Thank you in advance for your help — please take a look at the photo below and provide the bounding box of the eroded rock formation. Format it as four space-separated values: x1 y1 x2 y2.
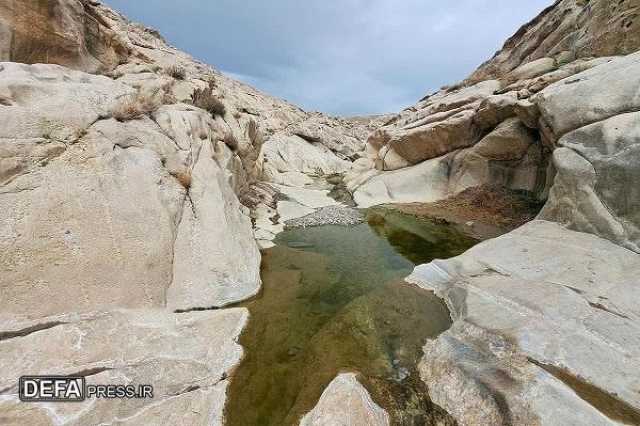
0 1 371 424
349 0 640 253
347 0 640 424
1 0 640 424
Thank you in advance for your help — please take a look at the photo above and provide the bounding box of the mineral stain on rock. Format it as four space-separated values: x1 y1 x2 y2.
225 209 477 425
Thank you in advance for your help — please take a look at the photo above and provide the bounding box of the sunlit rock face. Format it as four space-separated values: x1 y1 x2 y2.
0 0 129 73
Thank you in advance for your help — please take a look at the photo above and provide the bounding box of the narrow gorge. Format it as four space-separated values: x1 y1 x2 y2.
0 1 639 425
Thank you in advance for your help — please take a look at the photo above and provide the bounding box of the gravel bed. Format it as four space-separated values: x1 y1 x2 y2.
285 205 364 228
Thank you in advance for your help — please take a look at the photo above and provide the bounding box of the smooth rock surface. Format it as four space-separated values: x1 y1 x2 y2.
536 52 640 140
0 308 247 426
260 134 352 183
540 112 640 253
168 140 262 311
0 62 132 143
300 373 390 426
407 220 640 426
0 67 262 321
353 155 451 207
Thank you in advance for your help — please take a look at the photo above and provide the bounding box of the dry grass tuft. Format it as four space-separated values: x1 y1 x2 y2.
434 185 545 228
223 132 239 151
191 80 226 117
165 65 186 80
160 80 177 105
112 89 162 122
172 171 192 189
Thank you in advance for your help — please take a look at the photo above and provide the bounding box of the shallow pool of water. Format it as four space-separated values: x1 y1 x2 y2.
225 208 478 425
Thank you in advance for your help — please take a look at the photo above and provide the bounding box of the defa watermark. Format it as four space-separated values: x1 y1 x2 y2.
19 376 154 402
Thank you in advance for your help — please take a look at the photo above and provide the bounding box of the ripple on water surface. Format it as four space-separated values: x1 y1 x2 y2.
225 208 478 425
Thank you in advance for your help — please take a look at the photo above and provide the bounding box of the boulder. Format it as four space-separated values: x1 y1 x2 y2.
364 80 501 170
536 52 640 140
506 57 557 81
300 373 390 426
472 118 537 161
353 154 452 208
260 134 352 181
353 118 547 207
167 139 262 311
449 118 546 195
383 109 479 166
408 220 640 426
540 112 640 253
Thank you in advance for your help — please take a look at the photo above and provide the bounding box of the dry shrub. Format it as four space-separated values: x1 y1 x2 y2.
161 80 177 105
165 64 186 80
452 185 544 224
112 88 162 122
246 119 265 148
223 132 239 151
172 171 192 189
191 80 226 117
240 119 266 183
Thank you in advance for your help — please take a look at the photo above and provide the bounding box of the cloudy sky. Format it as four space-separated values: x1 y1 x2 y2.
105 1 553 115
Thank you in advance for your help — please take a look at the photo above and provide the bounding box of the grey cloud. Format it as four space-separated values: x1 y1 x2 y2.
105 0 553 115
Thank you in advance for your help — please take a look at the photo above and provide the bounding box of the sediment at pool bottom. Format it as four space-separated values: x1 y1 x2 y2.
225 209 478 425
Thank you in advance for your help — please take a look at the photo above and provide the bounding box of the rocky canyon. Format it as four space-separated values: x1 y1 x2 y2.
0 0 639 425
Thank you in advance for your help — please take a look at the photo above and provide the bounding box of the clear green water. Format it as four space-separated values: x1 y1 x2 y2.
225 208 478 426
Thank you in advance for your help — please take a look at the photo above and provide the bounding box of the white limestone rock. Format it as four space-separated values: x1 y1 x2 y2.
167 140 261 311
540 111 640 254
260 134 352 182
300 373 390 426
0 308 247 426
407 220 640 426
536 52 640 139
353 155 452 208
0 62 132 143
